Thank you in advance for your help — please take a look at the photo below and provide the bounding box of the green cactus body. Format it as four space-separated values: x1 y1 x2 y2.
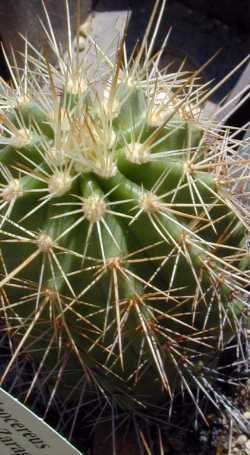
0 19 249 411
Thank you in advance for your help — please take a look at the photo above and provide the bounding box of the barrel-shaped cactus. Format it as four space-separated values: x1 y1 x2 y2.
0 3 249 413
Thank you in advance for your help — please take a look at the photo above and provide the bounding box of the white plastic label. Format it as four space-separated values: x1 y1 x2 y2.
0 388 82 455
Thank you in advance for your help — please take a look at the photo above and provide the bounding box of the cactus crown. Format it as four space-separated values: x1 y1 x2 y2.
0 0 249 431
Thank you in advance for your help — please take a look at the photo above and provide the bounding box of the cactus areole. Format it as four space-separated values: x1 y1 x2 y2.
0 11 249 410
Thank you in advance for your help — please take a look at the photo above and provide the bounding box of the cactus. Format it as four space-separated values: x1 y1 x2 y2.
0 1 249 423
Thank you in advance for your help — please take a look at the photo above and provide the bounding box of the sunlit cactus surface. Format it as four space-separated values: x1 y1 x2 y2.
0 1 249 412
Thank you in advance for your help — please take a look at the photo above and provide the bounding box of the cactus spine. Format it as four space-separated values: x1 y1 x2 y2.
0 1 249 418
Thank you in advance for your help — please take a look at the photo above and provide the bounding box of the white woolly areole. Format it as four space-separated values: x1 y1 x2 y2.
139 191 161 213
103 96 121 119
96 158 117 178
125 142 151 164
17 94 30 105
1 179 23 202
48 172 72 197
147 107 170 128
11 128 32 149
37 233 54 253
106 257 121 270
82 194 106 224
125 76 137 89
183 160 194 176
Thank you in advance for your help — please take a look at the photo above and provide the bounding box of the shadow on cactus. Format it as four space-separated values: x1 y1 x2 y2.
0 0 249 429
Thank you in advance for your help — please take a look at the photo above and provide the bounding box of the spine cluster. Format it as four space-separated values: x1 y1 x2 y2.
0 1 248 422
